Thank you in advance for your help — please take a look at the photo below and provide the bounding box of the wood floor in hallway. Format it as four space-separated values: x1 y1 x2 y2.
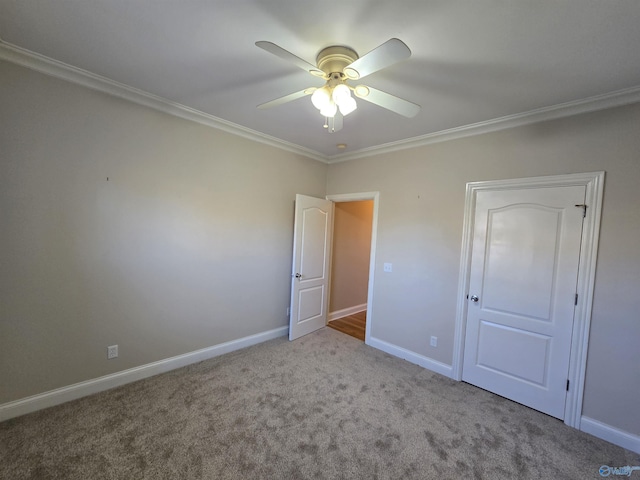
327 310 366 341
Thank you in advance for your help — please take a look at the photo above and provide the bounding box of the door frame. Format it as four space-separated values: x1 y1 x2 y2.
326 192 380 345
452 172 604 428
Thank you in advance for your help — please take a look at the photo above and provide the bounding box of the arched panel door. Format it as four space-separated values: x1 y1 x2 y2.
289 195 332 340
463 185 585 419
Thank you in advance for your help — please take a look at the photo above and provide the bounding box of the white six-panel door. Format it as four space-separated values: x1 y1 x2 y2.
289 194 333 341
462 185 586 419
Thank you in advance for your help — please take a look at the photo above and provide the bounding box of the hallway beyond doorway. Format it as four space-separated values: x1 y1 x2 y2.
328 311 366 341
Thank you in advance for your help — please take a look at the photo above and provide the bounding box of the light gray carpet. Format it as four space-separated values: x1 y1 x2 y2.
1 328 637 479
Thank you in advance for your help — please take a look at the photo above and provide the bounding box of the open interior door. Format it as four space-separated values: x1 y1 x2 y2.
289 194 333 341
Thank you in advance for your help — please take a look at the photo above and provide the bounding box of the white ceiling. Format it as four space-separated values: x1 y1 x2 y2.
2 0 640 160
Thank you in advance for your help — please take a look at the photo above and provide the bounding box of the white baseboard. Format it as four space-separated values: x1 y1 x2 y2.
0 326 288 422
328 303 367 322
580 416 640 454
367 336 453 378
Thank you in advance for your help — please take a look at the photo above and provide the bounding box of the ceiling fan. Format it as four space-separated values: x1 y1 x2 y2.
255 38 421 133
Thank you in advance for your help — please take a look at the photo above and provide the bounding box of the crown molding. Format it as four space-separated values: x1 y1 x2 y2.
2 40 639 165
327 85 640 163
0 41 327 164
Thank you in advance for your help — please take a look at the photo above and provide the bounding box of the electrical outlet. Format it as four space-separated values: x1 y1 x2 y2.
107 345 118 359
430 336 438 347
383 263 393 273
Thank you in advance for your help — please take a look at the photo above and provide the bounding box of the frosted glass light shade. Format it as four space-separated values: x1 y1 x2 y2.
311 87 331 110
320 101 337 118
338 96 357 116
332 84 351 105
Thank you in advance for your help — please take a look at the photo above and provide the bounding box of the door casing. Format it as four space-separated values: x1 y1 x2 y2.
452 172 604 428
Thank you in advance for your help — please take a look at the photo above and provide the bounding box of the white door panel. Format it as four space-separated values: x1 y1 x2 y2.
289 195 332 341
463 185 585 419
299 207 328 280
476 320 550 386
482 205 560 320
297 285 324 323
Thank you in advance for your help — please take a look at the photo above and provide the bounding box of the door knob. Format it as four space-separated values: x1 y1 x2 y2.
470 295 479 302
295 273 302 279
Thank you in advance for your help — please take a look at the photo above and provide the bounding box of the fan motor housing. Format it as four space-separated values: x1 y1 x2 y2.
316 46 359 75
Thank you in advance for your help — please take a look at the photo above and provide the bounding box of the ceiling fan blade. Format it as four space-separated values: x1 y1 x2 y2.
256 41 325 77
257 88 315 109
327 113 343 133
343 38 411 80
354 86 421 118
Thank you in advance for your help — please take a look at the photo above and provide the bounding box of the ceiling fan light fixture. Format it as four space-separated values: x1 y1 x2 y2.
338 96 357 116
256 38 420 130
311 86 331 110
320 101 337 118
332 83 351 105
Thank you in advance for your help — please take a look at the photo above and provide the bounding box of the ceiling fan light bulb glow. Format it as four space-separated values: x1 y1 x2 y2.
332 84 351 105
338 96 357 116
320 102 337 118
311 87 331 110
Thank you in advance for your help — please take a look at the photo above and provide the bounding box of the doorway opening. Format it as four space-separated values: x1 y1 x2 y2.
327 200 374 341
326 192 379 344
287 192 379 342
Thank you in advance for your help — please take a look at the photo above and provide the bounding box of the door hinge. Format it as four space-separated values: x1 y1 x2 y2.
574 293 579 306
575 204 587 218
566 379 570 391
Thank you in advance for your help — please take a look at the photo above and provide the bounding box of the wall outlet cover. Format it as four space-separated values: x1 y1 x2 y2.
107 345 118 359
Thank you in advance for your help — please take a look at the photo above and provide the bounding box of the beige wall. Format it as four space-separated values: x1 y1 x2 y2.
0 61 327 403
329 201 373 313
327 103 640 436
